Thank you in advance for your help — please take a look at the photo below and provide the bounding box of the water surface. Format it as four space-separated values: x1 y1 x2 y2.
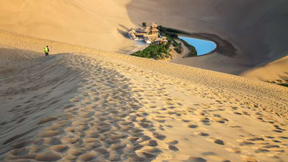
179 36 216 55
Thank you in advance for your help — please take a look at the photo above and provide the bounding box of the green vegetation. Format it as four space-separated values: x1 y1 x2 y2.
158 26 190 35
264 80 288 88
158 26 178 40
181 38 197 57
279 83 288 88
174 42 183 53
131 24 198 59
132 43 172 60
158 25 197 57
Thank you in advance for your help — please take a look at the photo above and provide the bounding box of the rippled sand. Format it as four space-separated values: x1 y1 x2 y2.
0 30 288 162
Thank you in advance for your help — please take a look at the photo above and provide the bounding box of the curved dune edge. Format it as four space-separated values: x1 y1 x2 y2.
0 29 287 103
0 0 134 53
240 55 288 82
1 29 288 161
126 0 288 75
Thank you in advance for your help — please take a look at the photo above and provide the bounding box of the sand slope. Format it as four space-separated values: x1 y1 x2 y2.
1 0 287 80
127 0 288 75
0 0 134 53
241 55 288 82
0 29 288 161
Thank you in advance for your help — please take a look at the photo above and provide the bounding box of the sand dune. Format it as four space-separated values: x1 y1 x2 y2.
0 1 288 161
1 0 287 80
0 0 134 53
241 55 288 82
127 0 288 76
0 28 288 161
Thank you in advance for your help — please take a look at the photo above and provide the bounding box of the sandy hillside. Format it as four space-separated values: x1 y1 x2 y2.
0 0 134 53
0 29 288 162
240 55 288 82
1 0 287 81
127 0 288 76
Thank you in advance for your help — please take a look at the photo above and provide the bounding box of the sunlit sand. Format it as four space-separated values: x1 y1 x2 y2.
0 0 287 162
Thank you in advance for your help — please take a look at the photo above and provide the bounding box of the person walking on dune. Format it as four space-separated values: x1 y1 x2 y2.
44 46 49 56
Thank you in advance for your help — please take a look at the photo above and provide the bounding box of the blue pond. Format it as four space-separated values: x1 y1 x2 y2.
179 36 217 56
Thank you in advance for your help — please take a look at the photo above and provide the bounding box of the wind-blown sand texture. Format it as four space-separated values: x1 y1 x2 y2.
0 0 134 53
1 0 287 79
0 28 288 162
127 0 288 76
0 0 288 161
240 56 288 82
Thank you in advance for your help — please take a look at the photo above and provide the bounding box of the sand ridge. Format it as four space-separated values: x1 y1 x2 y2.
0 0 287 81
126 0 288 76
0 0 135 53
0 29 288 161
2 53 288 161
241 55 288 82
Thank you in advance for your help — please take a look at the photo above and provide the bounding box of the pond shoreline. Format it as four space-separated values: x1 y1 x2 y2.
178 36 217 58
128 25 238 61
157 26 238 58
178 33 237 58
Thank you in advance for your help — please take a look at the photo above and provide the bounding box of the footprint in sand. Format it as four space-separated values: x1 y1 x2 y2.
167 140 179 145
142 139 158 146
185 156 207 162
61 137 79 144
214 139 225 145
188 124 198 128
34 151 62 161
168 145 179 151
207 138 225 145
38 130 59 137
200 118 210 125
233 112 242 115
153 132 166 140
78 151 98 161
37 117 58 125
194 132 209 137
239 141 254 146
225 147 241 153
8 148 29 157
109 150 120 161
135 146 162 159
50 145 69 153
68 149 84 156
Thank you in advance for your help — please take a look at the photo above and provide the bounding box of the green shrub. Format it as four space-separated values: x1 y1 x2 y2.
150 51 156 58
157 25 198 57
132 42 172 60
154 55 161 60
165 40 172 49
180 39 197 57
279 83 288 87
174 47 182 53
158 47 167 53
172 41 178 47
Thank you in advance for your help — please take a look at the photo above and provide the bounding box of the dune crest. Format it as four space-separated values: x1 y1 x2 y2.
0 28 288 161
241 55 288 83
127 0 288 76
1 0 287 80
0 0 134 53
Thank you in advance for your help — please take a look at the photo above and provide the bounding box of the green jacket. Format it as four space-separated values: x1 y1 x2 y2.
44 47 49 54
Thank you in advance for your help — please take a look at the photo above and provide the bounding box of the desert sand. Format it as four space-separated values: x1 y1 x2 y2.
0 0 288 162
1 0 287 80
126 0 288 77
241 55 288 83
0 28 288 161
0 0 134 53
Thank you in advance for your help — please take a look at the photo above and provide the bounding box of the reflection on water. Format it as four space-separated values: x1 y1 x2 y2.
179 36 216 55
